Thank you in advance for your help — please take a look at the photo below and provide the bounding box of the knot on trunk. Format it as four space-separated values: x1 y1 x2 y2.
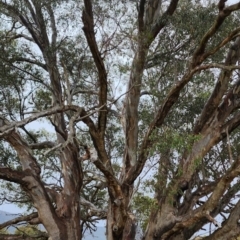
113 224 118 232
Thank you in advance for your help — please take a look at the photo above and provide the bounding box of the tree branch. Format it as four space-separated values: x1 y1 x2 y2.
0 212 38 230
82 0 108 138
29 141 56 150
204 200 240 240
80 197 107 218
45 3 57 48
125 69 195 184
0 105 85 136
201 28 240 60
151 0 179 39
5 33 34 42
191 3 240 67
122 0 179 181
220 112 240 139
194 36 240 133
23 0 38 26
138 0 146 32
0 167 26 184
161 157 240 239
126 5 240 185
0 1 43 51
9 57 47 70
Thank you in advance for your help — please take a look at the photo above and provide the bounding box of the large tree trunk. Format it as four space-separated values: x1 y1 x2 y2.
106 204 137 240
105 181 137 240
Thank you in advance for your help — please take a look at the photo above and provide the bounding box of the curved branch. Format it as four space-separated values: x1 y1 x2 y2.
128 8 240 185
0 212 38 230
0 1 43 51
0 167 26 184
80 197 107 218
179 180 240 239
29 141 56 150
151 0 179 39
194 36 240 134
5 33 34 42
201 28 240 60
191 4 240 67
0 105 85 136
23 0 38 25
193 62 240 72
0 127 64 237
8 63 51 91
82 0 108 137
204 200 240 240
125 69 195 184
10 57 47 71
226 1 240 11
121 2 180 179
162 157 240 239
219 113 240 141
45 3 57 47
138 0 146 32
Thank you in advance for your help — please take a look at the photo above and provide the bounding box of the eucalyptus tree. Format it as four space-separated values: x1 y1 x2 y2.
1 0 240 240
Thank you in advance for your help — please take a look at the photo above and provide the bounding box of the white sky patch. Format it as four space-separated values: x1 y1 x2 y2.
227 0 240 4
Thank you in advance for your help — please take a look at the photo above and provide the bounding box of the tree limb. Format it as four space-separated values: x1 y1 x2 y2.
121 1 180 180
151 0 179 39
192 3 240 67
0 1 43 51
9 57 47 70
0 212 38 230
161 157 240 239
5 33 34 42
0 105 86 136
45 3 57 48
204 200 240 240
82 0 108 138
80 197 107 218
0 167 26 184
194 36 240 134
29 141 56 150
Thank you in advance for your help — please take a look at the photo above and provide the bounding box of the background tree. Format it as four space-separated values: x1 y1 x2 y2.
1 0 240 240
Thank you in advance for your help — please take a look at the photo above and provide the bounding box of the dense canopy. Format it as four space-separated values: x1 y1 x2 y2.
1 0 240 240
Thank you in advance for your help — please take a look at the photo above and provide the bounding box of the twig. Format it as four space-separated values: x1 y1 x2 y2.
226 126 233 165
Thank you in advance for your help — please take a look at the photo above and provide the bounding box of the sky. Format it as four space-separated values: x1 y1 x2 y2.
227 0 240 4
228 0 239 3
0 202 25 214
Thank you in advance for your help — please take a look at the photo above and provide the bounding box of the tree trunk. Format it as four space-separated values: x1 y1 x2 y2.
106 182 137 240
107 204 137 240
